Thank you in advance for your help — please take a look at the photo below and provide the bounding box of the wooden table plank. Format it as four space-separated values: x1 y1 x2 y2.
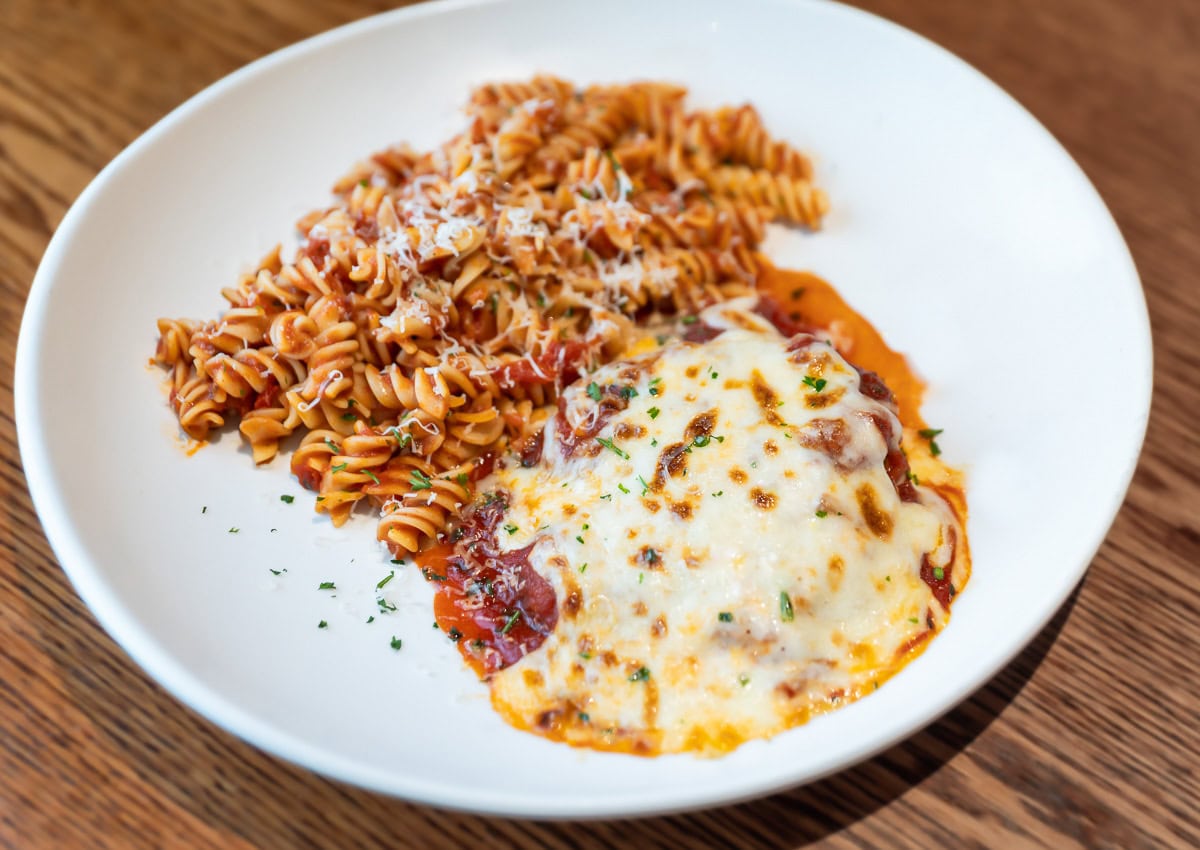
2 1 1197 847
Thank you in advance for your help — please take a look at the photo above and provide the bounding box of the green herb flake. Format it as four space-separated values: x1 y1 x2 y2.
576 535 585 544
637 475 650 496
815 510 828 518
619 385 638 400
629 666 651 682
780 591 795 622
909 617 920 624
330 462 348 473
269 568 283 576
318 581 336 590
738 673 751 687
802 375 828 392
324 438 339 452
366 615 375 623
500 609 522 635
317 620 328 629
595 437 630 459
448 627 463 642
363 469 380 485
693 435 711 448
390 636 403 650
201 506 207 513
376 571 395 590
228 527 239 534
586 381 603 402
711 490 723 497
409 469 433 490
280 495 294 504
718 612 733 623
341 412 357 421
578 712 591 723
710 371 718 380
680 315 698 325
580 563 588 573
648 406 661 419
456 473 469 486
933 567 946 581
390 558 405 565
504 523 519 535
377 597 397 613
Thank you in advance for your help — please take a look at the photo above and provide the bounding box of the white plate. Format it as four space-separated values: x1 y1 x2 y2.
16 0 1150 819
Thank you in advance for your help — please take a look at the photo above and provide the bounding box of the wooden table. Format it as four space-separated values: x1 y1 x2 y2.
2 1 1196 847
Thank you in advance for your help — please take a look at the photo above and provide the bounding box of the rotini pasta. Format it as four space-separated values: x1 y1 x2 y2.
153 76 828 555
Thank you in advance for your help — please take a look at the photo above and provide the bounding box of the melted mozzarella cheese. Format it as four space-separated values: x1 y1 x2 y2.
483 300 966 755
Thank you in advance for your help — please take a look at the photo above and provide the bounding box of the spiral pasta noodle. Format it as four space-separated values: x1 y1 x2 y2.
152 76 828 556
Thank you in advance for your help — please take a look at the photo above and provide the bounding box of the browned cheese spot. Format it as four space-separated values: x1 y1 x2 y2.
631 600 648 616
805 389 842 409
563 504 578 516
651 615 668 638
827 555 845 592
670 501 693 520
750 488 777 510
797 418 851 468
763 439 779 456
856 483 894 539
723 378 746 389
626 528 638 539
783 469 796 479
635 545 663 569
685 409 717 441
652 442 690 490
601 650 619 667
614 422 646 441
729 467 748 485
643 498 661 513
564 587 583 619
523 669 545 687
685 365 701 378
750 370 787 426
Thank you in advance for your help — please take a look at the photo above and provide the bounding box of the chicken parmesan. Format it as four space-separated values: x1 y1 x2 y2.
420 298 968 756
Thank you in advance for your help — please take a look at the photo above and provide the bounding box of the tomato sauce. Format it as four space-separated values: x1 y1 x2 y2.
416 491 558 678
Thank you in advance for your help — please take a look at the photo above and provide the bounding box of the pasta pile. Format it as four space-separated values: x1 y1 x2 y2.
154 75 828 555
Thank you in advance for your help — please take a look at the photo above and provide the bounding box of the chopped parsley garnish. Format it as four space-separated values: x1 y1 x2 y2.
648 406 661 419
619 385 638 400
330 462 348 473
579 563 587 573
586 381 603 402
318 620 328 629
228 527 239 534
280 495 294 504
637 475 650 496
390 558 405 565
269 568 283 576
617 482 631 494
802 375 828 392
500 609 521 635
504 523 519 535
595 437 630 459
933 567 946 581
201 506 207 513
780 591 795 622
456 472 469 486
638 572 644 584
324 438 339 452
712 490 723 497
644 548 659 564
363 469 380 485
447 627 463 642
341 412 357 421
390 636 403 650
629 666 651 682
710 371 718 380
578 712 591 723
575 535 585 544
908 617 920 624
376 571 395 590
718 612 733 623
318 581 336 590
680 315 698 325
366 615 375 623
409 469 433 490
692 435 711 448
906 470 920 485
815 510 828 518
738 673 751 687
377 597 397 613
918 427 944 457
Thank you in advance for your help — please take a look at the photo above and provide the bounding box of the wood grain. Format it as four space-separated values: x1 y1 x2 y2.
1 0 1197 847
